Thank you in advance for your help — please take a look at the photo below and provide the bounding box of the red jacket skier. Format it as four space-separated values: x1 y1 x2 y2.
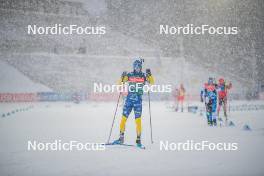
217 78 232 119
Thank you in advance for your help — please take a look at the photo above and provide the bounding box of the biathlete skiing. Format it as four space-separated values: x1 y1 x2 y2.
200 77 218 126
217 78 232 121
176 84 186 112
111 58 154 148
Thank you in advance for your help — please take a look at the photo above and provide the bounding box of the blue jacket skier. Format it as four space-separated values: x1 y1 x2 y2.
114 59 154 147
200 77 218 126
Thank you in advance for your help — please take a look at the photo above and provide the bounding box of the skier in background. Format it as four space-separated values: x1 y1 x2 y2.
113 59 154 147
200 77 218 126
175 84 185 112
217 78 232 121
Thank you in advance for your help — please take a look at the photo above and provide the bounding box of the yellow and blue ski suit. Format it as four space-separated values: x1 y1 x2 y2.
119 71 154 137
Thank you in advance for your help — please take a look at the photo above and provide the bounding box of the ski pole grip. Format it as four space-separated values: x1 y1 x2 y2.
121 71 127 81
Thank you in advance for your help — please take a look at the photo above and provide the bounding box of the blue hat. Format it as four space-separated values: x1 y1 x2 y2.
133 59 142 70
208 77 214 84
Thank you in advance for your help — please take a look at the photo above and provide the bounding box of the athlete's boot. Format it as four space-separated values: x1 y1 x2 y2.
136 136 143 147
213 119 217 126
113 132 124 144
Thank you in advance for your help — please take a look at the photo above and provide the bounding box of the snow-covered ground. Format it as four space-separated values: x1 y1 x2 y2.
0 101 264 176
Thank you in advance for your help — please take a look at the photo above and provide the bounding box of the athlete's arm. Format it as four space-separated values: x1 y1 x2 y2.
118 71 128 84
200 89 204 102
227 82 232 89
146 69 154 85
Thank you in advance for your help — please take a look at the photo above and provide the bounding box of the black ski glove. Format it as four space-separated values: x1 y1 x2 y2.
146 69 151 77
121 71 127 80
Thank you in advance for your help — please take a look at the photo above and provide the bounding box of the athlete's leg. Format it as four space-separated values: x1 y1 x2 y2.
134 102 142 136
212 98 217 126
180 97 184 112
217 101 221 117
120 98 133 133
115 97 133 144
206 102 212 125
135 118 142 138
133 97 143 145
218 98 224 117
119 115 127 134
223 97 228 118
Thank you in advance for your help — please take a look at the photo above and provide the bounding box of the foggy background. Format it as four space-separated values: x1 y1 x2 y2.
0 0 263 99
1 2 264 176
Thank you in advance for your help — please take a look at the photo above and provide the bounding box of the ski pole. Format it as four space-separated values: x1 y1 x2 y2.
106 73 126 143
228 94 231 114
106 92 122 144
227 94 231 122
148 91 154 144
